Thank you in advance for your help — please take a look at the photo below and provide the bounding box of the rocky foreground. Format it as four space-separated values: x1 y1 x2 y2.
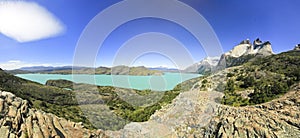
105 90 222 137
204 84 300 138
0 91 107 138
1 75 300 137
104 84 300 137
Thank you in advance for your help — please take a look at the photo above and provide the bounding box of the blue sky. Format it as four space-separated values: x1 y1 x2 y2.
0 0 300 70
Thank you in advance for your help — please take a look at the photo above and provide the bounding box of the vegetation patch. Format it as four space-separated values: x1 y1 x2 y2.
221 51 300 106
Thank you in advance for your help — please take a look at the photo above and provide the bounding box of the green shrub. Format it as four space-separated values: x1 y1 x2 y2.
222 51 300 107
227 72 234 77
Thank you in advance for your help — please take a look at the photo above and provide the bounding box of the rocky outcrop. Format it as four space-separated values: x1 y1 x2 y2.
105 89 222 137
254 40 273 56
225 39 253 58
226 38 273 57
217 38 273 68
203 84 300 138
0 91 107 138
184 57 220 74
294 44 300 50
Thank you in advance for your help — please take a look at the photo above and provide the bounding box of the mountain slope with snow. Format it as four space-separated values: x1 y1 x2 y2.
184 56 220 74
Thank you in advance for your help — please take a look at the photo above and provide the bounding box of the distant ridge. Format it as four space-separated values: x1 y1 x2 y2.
8 65 163 76
148 67 179 72
19 66 87 72
184 56 220 74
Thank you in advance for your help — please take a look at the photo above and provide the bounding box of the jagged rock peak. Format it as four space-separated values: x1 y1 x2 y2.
294 44 300 50
253 38 263 47
239 39 251 44
216 38 273 68
225 38 273 58
254 40 273 56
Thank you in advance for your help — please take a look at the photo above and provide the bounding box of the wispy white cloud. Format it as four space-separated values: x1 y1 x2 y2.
8 60 21 63
0 1 65 42
0 60 61 70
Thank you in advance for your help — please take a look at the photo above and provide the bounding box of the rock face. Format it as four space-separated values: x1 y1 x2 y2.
184 57 220 74
225 38 273 57
0 91 107 138
217 38 273 68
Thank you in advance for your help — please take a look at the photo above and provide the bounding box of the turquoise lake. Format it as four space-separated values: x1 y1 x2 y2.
16 73 200 91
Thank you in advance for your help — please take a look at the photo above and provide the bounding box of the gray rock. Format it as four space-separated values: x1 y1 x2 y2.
294 44 300 50
0 126 10 138
7 106 17 117
0 98 4 112
217 38 273 68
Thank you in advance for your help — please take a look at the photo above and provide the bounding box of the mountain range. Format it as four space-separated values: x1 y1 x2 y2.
18 66 86 72
184 38 274 74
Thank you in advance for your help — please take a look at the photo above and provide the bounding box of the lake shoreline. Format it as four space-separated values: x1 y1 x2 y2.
16 73 201 91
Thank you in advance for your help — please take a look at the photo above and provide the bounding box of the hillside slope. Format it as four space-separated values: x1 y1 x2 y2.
221 50 300 106
104 50 300 137
0 68 96 129
103 71 300 137
0 67 193 131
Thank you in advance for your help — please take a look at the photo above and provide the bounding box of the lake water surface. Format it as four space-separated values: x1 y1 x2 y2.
16 73 200 91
